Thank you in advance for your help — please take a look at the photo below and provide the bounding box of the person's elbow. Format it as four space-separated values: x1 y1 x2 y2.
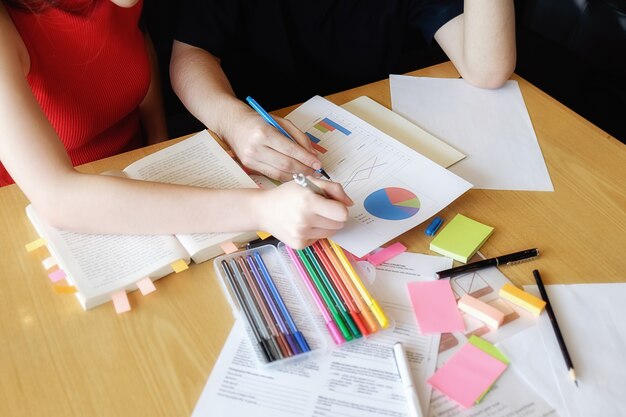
461 57 516 89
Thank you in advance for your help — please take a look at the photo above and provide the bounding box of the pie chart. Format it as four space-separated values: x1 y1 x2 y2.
364 187 420 220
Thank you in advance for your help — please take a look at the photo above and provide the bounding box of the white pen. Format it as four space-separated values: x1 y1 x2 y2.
293 173 327 197
393 342 424 417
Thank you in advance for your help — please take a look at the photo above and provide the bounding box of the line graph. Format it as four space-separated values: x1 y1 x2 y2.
342 156 386 189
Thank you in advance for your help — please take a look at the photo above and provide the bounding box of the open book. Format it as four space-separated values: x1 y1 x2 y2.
26 131 260 309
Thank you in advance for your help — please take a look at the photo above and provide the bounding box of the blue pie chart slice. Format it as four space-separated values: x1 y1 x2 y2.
363 188 420 220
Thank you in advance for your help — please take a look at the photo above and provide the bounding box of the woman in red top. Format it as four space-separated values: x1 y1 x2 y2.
0 0 351 249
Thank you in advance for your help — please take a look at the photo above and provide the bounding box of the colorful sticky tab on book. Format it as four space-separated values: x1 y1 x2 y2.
366 242 407 266
111 290 131 314
48 269 67 283
220 241 239 255
429 214 494 263
458 294 505 329
42 256 57 270
170 259 189 273
407 280 465 334
25 237 46 252
136 277 156 296
256 231 272 240
53 284 77 294
499 283 546 316
427 342 508 408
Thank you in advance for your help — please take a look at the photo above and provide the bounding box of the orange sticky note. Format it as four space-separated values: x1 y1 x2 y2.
499 283 546 316
111 290 131 314
171 259 189 273
220 241 239 254
53 284 77 294
256 231 272 240
25 238 46 252
136 277 156 295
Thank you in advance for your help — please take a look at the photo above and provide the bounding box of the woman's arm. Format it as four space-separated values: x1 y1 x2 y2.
434 0 516 89
0 5 350 249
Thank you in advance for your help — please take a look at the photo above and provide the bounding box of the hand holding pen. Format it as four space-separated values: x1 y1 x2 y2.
258 174 352 249
232 96 328 182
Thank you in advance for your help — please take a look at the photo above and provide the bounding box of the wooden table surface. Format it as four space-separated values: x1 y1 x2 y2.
1 62 625 417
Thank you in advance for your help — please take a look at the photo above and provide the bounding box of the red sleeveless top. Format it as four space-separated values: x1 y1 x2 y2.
1 0 150 186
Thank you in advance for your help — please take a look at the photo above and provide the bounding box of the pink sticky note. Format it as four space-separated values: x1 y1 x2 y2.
48 269 66 283
428 343 508 408
111 290 131 314
367 242 407 266
220 241 239 254
136 277 156 295
407 280 465 334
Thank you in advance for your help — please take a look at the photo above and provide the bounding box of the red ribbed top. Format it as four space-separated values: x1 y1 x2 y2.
1 0 150 186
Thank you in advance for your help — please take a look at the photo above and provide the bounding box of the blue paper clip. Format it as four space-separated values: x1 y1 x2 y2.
425 216 443 236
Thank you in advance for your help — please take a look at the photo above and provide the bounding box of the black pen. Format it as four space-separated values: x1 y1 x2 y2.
533 269 578 386
435 248 539 279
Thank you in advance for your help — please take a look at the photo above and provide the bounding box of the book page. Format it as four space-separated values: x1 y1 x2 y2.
123 131 259 262
286 96 472 257
26 205 188 309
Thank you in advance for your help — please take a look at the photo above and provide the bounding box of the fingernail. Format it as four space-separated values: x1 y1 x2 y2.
311 161 322 170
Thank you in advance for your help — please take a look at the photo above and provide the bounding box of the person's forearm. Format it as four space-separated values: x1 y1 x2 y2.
139 34 168 145
462 0 516 87
34 172 267 235
170 41 253 141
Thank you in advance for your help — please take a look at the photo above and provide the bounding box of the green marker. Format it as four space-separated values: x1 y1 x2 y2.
296 249 353 341
304 247 362 339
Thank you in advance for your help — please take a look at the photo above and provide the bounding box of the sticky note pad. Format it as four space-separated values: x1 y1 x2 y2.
171 259 189 273
366 242 407 266
458 294 505 328
407 280 465 334
499 283 546 316
468 335 509 365
429 214 494 263
428 342 508 408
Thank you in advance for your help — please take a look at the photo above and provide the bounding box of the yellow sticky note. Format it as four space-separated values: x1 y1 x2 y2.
499 283 546 316
25 238 46 252
429 214 494 263
256 231 272 240
53 284 77 294
220 241 239 254
171 259 189 273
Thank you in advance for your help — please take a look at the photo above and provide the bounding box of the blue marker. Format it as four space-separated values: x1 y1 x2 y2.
425 216 444 236
253 251 311 353
246 96 331 180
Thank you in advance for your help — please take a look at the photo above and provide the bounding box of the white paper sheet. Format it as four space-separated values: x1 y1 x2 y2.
389 75 554 191
286 96 472 257
501 283 626 417
192 253 445 417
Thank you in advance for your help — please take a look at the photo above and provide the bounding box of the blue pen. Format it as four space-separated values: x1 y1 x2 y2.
253 251 311 353
246 96 331 180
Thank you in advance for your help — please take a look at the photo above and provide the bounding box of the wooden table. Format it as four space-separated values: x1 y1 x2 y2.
1 62 624 417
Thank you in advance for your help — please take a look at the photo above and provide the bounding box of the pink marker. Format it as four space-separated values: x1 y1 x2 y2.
285 245 345 345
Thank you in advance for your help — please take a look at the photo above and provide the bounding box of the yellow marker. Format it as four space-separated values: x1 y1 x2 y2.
53 284 77 294
256 231 272 240
25 237 46 252
171 259 189 273
329 240 389 329
499 283 546 316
